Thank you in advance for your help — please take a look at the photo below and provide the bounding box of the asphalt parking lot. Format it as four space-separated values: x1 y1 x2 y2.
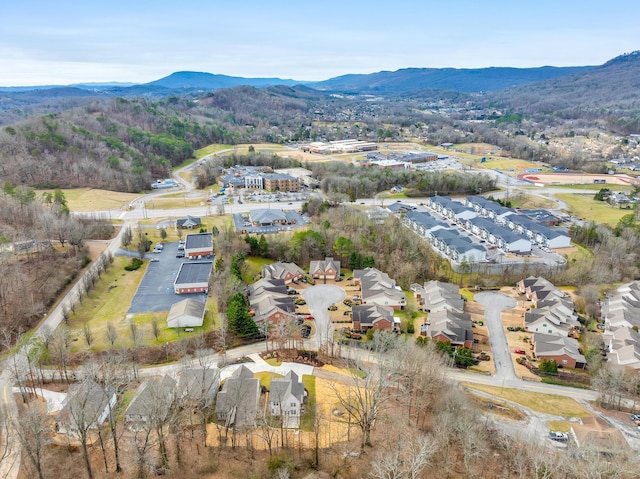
128 241 208 313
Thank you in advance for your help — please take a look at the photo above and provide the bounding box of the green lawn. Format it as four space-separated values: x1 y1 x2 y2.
300 374 316 431
459 288 476 302
255 371 284 389
547 183 636 192
244 257 273 282
555 193 632 225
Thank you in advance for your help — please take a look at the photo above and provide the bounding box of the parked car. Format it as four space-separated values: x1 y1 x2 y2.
176 251 185 258
549 432 568 442
304 315 314 320
514 349 526 355
150 258 160 262
630 414 640 421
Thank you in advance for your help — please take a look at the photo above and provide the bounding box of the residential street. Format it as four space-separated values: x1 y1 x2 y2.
474 291 518 382
302 284 346 350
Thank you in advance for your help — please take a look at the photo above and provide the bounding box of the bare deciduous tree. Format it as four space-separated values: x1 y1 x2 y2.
12 401 48 479
329 331 401 451
82 323 94 347
60 379 115 479
369 432 437 479
106 322 118 348
151 317 160 341
49 327 72 382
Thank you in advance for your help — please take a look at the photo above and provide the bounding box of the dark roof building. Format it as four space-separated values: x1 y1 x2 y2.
352 304 397 332
184 233 214 258
174 261 213 294
176 215 202 229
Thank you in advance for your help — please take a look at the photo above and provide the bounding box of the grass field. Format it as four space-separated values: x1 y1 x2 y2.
547 183 637 192
555 193 632 225
144 196 205 210
36 188 140 212
463 383 590 417
481 158 545 171
507 193 556 210
546 420 571 432
194 143 234 159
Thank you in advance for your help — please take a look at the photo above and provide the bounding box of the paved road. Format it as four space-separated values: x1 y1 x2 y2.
0 372 21 479
475 291 518 382
301 285 346 350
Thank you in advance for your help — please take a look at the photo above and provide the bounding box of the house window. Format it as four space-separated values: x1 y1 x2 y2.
291 403 296 407
562 360 567 365
273 402 279 407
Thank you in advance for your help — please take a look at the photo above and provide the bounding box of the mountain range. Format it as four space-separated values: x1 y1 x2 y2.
1 51 639 126
0 64 597 95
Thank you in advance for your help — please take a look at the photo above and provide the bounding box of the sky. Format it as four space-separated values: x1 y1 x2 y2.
1 0 639 86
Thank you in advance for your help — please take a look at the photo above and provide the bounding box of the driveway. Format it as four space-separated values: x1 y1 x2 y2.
302 285 346 349
475 291 517 381
128 242 208 313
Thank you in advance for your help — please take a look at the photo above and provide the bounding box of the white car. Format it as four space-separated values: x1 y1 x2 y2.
549 432 568 442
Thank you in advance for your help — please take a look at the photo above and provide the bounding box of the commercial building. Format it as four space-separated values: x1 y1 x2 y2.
174 261 213 294
184 233 214 258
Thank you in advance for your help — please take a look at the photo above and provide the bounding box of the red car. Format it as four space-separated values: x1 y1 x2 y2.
514 349 526 355
304 315 314 320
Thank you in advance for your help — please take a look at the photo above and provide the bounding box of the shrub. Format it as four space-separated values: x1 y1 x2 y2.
407 321 415 334
124 258 144 271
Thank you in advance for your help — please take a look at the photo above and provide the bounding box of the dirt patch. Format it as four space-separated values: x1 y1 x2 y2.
518 172 639 186
84 240 109 261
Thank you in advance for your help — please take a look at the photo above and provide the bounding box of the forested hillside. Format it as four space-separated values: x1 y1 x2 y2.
0 97 221 191
487 51 640 134
0 190 113 340
0 86 430 191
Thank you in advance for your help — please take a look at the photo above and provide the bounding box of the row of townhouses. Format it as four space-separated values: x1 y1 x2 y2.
248 278 296 325
518 276 585 368
398 195 570 264
413 281 474 348
602 281 640 370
